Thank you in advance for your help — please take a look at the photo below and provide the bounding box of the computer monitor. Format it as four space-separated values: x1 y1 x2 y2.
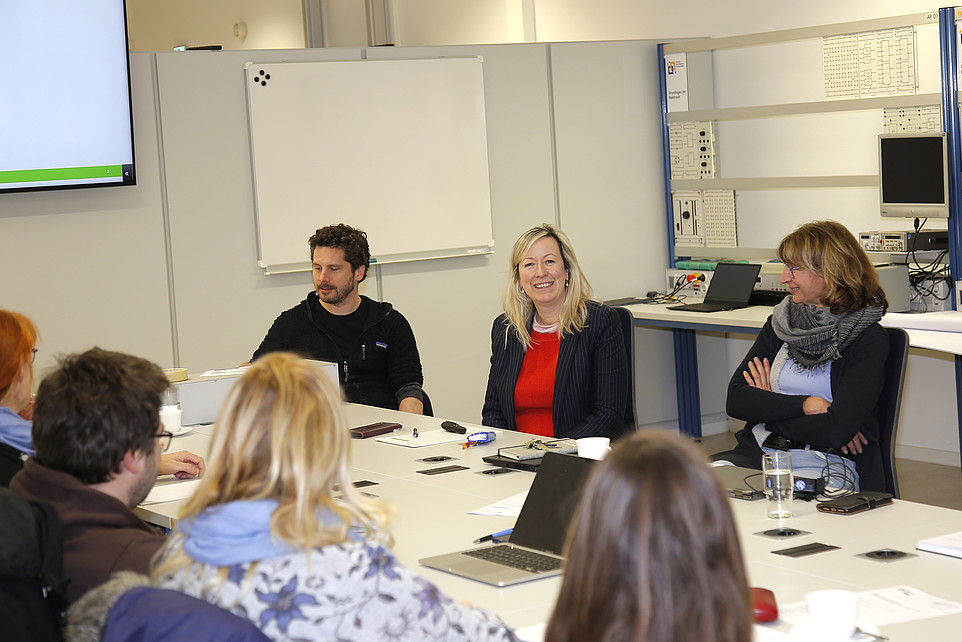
0 0 135 194
878 133 949 219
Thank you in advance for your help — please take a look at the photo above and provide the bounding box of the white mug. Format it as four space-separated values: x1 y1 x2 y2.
576 437 611 460
159 407 183 434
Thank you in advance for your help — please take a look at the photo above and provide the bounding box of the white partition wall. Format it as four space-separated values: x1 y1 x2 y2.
363 44 558 419
0 55 174 373
153 47 363 376
549 41 666 300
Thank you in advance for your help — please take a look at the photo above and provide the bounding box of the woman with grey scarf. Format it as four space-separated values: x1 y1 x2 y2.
712 221 889 492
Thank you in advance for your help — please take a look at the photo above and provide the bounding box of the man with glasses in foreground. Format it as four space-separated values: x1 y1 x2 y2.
10 348 204 602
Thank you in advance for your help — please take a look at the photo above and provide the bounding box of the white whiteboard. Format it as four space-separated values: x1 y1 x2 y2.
244 58 494 274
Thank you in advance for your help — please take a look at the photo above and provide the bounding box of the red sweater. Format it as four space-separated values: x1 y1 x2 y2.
513 331 560 437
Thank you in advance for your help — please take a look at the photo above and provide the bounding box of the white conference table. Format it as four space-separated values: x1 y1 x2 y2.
138 403 962 639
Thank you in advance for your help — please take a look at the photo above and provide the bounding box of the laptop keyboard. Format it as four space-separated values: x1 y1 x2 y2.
463 545 562 573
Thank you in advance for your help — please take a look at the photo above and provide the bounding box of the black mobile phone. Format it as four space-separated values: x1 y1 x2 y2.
762 433 804 451
816 491 893 515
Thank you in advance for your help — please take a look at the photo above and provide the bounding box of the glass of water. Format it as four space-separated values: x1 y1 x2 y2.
762 451 793 519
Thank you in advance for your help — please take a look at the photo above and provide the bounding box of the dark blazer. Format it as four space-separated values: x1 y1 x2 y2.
482 301 629 440
717 317 888 492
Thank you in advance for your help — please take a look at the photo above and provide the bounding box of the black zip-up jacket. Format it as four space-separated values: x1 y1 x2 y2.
252 293 423 410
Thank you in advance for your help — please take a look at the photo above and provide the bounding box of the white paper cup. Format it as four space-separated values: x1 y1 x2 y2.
806 589 858 641
576 437 611 460
159 407 183 434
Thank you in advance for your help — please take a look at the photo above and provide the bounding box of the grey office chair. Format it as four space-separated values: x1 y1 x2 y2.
420 390 434 417
614 307 638 432
877 327 909 498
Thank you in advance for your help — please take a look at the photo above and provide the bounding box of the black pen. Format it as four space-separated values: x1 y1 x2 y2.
473 528 513 544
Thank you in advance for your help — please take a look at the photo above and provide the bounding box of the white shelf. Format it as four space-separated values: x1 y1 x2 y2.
667 93 942 123
671 176 877 191
663 11 938 54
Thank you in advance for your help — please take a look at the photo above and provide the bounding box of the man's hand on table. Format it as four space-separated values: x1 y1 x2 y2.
160 450 205 479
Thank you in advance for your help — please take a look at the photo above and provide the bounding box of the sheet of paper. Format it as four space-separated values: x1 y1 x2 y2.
779 586 962 628
918 530 962 558
377 429 472 448
142 478 201 505
181 423 215 435
514 623 545 642
199 367 248 377
469 491 528 517
752 625 790 641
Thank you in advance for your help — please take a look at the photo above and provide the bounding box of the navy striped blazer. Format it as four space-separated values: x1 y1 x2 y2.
481 301 630 440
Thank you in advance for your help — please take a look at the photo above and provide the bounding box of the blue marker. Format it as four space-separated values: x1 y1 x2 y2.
474 528 513 544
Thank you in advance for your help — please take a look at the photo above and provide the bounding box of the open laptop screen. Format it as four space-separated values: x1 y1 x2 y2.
706 263 760 304
509 452 595 555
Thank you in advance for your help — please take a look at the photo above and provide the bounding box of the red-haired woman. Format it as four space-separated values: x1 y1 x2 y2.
0 310 38 484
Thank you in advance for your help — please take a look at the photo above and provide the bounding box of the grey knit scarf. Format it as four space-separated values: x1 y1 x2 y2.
771 294 884 369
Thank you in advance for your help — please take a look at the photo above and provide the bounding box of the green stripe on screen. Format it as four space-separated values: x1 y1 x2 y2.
0 165 124 184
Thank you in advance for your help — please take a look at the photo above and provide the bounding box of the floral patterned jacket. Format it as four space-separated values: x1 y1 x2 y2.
155 540 517 642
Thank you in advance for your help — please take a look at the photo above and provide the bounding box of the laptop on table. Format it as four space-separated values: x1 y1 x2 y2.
419 451 594 586
668 262 761 313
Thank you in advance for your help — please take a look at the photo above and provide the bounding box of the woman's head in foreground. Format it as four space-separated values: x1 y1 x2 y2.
546 429 752 642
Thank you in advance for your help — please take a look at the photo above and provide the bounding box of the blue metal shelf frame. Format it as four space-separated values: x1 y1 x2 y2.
658 44 703 439
939 7 962 475
658 14 962 445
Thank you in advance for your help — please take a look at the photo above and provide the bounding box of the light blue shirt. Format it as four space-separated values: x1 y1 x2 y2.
0 406 34 455
777 353 832 403
757 346 856 490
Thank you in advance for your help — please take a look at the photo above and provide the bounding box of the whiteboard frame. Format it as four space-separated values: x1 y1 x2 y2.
243 57 495 274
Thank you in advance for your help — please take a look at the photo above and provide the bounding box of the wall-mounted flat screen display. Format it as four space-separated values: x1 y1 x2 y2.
879 133 949 219
0 1 135 193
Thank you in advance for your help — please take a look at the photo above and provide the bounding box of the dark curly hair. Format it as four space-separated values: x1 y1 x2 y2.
308 224 371 283
32 348 169 484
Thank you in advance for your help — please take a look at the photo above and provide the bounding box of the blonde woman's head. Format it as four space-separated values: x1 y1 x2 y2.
176 352 391 549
